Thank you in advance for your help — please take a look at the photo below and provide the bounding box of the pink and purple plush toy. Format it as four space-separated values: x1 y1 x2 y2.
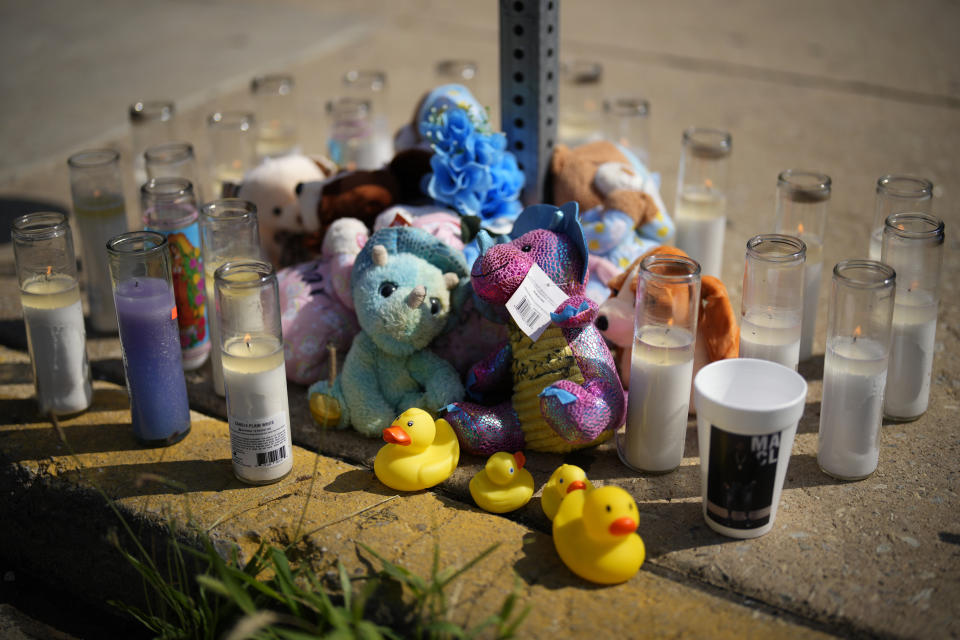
442 202 625 455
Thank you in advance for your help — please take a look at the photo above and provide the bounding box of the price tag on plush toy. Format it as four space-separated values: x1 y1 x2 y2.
507 264 569 341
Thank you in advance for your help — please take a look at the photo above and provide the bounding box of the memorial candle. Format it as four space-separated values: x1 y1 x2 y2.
107 231 190 445
216 260 293 485
129 100 176 191
205 112 257 198
817 261 895 480
773 170 831 362
67 149 129 332
251 74 299 159
12 213 92 415
673 128 732 278
881 212 944 420
200 199 261 396
618 254 700 474
868 175 933 262
141 177 210 370
739 234 806 370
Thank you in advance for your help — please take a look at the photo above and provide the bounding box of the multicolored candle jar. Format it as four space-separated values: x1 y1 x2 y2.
141 177 210 370
107 231 191 445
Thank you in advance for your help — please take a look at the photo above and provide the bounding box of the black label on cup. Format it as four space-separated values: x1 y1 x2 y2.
705 425 783 530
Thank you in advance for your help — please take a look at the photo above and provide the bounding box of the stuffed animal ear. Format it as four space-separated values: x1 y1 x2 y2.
443 272 459 290
372 245 388 266
557 201 589 284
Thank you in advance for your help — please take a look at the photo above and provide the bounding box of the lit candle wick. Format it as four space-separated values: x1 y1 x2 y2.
853 325 861 343
798 222 805 235
45 265 52 279
244 333 252 351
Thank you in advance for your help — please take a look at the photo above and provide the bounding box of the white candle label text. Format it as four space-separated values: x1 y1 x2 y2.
229 411 290 468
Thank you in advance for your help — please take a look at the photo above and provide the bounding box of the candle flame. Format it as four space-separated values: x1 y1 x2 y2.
854 325 862 338
704 178 714 189
93 188 101 198
897 224 905 231
798 222 805 235
667 317 674 326
910 280 920 292
244 333 251 349
46 265 52 277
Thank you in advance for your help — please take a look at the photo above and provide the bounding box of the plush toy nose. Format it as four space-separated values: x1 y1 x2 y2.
475 230 495 256
407 285 426 309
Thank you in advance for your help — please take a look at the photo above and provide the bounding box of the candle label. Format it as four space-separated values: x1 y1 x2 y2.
506 264 569 341
147 223 209 352
229 411 290 469
705 425 783 530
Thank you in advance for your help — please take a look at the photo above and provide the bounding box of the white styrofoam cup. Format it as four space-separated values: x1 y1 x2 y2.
693 358 808 538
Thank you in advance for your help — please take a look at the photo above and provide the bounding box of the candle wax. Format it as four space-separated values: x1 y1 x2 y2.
21 276 92 414
623 325 694 473
799 241 823 362
868 226 883 262
115 277 191 444
674 188 726 278
884 293 938 420
222 335 292 484
818 336 888 480
739 311 801 370
73 195 127 332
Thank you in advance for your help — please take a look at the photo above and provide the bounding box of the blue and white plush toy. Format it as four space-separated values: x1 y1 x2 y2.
308 226 469 437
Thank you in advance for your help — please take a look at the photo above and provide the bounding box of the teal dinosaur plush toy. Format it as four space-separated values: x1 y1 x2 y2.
308 226 469 437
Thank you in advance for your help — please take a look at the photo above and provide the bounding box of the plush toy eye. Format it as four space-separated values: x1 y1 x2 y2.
595 315 609 331
430 297 442 314
272 206 282 216
379 282 398 297
521 244 532 252
605 505 611 512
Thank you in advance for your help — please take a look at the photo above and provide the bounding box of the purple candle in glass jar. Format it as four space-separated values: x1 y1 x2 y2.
108 232 190 445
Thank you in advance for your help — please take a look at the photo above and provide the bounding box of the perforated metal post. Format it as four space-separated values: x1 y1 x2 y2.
500 0 559 205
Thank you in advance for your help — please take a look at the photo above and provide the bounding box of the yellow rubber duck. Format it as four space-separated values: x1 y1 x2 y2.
469 451 535 513
553 485 645 584
374 408 460 492
541 464 594 521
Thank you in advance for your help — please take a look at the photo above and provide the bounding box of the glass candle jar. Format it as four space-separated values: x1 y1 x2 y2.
12 212 92 415
200 199 262 396
145 142 203 203
818 260 896 480
129 100 176 188
739 234 806 370
773 170 831 362
618 253 701 474
326 97 377 171
868 175 933 261
67 149 129 333
881 212 945 420
140 178 210 370
558 59 604 147
215 259 293 485
603 97 651 168
673 128 732 278
107 231 191 445
251 74 299 159
206 111 257 198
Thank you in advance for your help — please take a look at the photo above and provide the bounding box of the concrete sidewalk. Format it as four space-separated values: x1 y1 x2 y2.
0 1 958 637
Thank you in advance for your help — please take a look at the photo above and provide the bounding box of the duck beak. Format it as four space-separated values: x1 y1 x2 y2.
513 451 526 469
566 480 586 494
383 426 411 446
608 517 637 536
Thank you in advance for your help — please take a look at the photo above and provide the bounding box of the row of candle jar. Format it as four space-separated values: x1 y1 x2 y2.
617 210 944 480
11 208 290 485
670 128 935 361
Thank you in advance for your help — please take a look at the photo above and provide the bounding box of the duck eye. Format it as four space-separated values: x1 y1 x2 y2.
407 421 413 426
430 297 441 314
509 468 514 474
521 244 532 252
605 505 611 512
558 478 564 483
379 282 397 297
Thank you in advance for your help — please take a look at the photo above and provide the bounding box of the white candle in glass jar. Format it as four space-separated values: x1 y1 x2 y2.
624 325 695 473
799 241 823 362
884 292 938 420
739 310 801 370
674 188 726 278
222 334 293 484
868 227 883 262
818 335 888 479
20 275 92 414
74 195 128 332
205 267 224 396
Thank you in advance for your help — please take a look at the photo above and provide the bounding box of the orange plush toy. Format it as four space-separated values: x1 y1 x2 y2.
597 246 739 390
